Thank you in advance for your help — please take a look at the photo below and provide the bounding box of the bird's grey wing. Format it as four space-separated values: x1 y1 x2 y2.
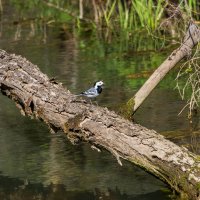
83 87 96 95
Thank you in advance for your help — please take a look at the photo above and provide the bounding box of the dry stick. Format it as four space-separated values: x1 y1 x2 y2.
133 22 200 113
0 0 2 12
79 0 84 19
92 0 99 24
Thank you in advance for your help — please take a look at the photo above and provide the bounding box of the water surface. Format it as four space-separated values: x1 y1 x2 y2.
0 3 199 200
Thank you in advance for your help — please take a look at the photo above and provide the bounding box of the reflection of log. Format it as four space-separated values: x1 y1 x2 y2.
0 175 129 200
133 22 200 113
0 49 200 200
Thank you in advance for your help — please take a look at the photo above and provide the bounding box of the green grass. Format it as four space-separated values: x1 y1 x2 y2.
100 0 166 32
8 0 200 39
178 0 200 20
131 0 166 30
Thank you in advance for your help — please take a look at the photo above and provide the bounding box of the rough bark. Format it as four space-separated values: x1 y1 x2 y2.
133 22 200 113
1 49 200 199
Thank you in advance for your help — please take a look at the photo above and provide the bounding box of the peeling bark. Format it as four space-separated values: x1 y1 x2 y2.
1 49 200 199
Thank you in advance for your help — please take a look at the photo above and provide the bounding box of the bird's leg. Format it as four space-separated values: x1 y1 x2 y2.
94 97 98 106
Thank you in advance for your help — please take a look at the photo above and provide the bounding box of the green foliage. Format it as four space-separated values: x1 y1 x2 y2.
131 0 166 30
99 0 166 32
178 0 200 20
8 0 200 42
8 0 166 33
103 0 116 28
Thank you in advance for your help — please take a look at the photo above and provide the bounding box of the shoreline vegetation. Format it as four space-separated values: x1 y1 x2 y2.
4 0 200 37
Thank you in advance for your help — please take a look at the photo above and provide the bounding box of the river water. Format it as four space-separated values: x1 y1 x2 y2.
0 2 199 200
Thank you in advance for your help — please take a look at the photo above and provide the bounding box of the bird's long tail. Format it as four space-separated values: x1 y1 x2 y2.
74 93 84 97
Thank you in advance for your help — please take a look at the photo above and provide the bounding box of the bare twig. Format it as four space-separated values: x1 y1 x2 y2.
176 45 200 117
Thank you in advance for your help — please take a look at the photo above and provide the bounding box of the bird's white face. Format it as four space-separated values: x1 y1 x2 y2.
95 81 104 87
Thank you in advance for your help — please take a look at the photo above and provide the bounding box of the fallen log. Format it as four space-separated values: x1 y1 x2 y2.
0 49 200 199
132 22 200 113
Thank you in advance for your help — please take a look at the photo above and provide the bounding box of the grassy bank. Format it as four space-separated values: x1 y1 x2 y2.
5 0 199 37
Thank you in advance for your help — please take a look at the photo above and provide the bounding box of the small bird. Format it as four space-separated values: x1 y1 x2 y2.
78 81 104 98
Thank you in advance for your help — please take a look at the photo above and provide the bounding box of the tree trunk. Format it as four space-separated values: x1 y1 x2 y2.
133 22 200 113
0 49 200 199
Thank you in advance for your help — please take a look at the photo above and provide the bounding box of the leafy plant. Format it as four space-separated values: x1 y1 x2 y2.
131 0 166 30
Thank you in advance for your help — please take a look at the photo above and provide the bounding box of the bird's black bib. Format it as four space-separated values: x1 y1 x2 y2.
97 86 102 94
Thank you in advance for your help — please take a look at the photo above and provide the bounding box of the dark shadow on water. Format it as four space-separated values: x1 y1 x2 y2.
0 173 171 200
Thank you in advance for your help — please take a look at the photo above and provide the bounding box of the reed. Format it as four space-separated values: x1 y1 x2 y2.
179 0 200 20
9 0 200 38
131 0 166 30
103 0 116 28
117 0 135 31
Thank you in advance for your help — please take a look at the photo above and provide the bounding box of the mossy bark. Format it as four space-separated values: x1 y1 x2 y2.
1 49 200 199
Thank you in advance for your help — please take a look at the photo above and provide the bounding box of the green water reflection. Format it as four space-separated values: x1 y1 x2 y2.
0 3 199 200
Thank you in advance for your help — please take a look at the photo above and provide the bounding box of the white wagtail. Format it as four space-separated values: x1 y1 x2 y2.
78 81 104 98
